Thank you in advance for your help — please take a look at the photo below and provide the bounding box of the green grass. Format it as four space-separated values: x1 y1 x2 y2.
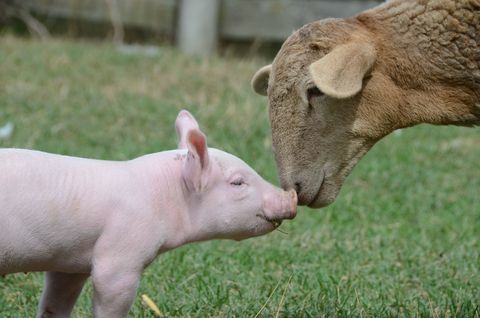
0 35 479 317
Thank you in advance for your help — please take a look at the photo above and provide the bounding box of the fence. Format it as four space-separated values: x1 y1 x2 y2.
18 0 383 55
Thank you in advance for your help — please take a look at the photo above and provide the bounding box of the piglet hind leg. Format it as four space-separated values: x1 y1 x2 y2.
36 272 89 318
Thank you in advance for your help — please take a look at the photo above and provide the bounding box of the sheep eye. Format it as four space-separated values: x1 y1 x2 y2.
230 179 245 186
307 86 324 103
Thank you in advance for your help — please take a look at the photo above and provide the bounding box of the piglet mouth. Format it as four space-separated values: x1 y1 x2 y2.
256 213 283 228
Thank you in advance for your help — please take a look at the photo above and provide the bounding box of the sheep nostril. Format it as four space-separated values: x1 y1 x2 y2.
294 182 302 194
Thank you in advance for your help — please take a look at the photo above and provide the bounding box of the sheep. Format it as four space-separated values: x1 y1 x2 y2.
251 0 480 208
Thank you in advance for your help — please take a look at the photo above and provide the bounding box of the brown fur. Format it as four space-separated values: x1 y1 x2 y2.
251 0 480 207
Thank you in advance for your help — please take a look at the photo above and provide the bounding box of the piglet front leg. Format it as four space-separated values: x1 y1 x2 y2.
90 220 163 318
92 267 141 318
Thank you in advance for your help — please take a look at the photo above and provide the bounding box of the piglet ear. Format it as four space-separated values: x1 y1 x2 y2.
175 110 200 149
183 129 210 192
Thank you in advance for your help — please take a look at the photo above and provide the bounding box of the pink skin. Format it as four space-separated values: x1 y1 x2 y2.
0 110 296 318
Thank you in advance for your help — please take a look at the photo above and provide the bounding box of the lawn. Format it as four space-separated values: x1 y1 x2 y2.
0 35 479 317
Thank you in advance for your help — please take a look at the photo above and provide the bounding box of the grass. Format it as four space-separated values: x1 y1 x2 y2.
0 35 479 317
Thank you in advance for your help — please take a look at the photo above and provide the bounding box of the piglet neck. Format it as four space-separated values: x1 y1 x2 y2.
130 152 194 252
156 159 219 250
160 170 201 251
180 192 220 245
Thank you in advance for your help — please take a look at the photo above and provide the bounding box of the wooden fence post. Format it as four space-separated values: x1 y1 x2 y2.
176 0 220 56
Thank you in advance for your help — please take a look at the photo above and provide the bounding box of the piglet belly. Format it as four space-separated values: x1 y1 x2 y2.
0 192 102 274
0 156 106 274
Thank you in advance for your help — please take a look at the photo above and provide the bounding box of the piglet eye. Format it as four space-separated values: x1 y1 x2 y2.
230 179 245 186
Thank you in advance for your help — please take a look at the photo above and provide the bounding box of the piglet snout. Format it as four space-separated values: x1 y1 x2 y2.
263 188 298 221
288 189 298 219
285 189 297 219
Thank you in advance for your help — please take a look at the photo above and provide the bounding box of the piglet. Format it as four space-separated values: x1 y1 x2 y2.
0 110 297 318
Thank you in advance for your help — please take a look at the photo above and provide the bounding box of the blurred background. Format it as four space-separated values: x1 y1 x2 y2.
1 0 382 57
0 1 479 317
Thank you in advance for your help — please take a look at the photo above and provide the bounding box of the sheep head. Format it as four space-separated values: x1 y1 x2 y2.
251 18 410 208
252 1 480 208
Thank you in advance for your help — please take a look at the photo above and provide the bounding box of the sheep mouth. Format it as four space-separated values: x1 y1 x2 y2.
303 169 326 207
307 183 324 207
256 213 283 228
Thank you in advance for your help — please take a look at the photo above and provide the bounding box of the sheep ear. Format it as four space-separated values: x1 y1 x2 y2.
309 42 376 99
251 64 271 96
175 110 200 149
